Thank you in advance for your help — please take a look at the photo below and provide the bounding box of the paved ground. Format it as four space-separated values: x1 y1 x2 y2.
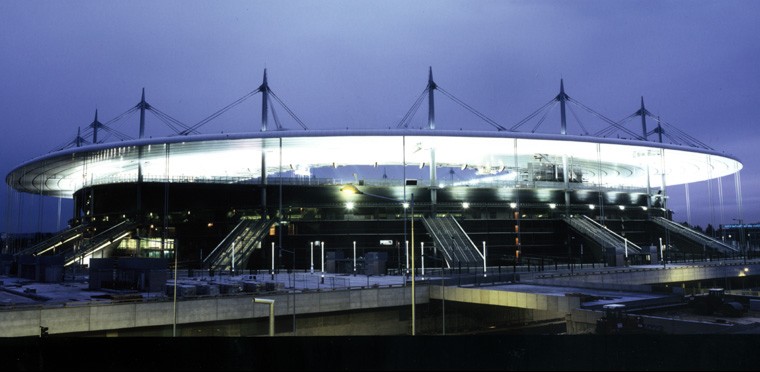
0 259 754 310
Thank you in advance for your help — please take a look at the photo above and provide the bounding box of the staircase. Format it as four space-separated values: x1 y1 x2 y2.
64 221 137 266
15 224 88 257
421 215 483 268
651 217 738 255
564 215 642 256
203 217 273 272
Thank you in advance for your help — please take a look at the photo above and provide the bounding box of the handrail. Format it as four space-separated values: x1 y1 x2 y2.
421 217 454 267
64 221 136 266
652 217 738 253
16 224 88 256
447 216 480 262
564 216 642 254
581 215 642 252
203 218 254 264
422 216 480 266
205 218 272 271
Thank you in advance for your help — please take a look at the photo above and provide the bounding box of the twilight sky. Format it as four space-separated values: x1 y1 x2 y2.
2 0 759 233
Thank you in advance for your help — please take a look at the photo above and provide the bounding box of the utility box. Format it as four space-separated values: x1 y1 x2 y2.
605 247 624 267
364 252 388 275
325 251 344 273
89 257 168 292
16 255 64 283
648 245 660 265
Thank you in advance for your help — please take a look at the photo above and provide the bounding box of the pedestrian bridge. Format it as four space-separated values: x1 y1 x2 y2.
0 260 757 336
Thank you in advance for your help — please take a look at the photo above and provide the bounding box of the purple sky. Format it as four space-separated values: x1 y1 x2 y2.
2 0 760 233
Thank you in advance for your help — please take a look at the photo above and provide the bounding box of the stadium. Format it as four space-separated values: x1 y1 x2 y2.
3 70 744 282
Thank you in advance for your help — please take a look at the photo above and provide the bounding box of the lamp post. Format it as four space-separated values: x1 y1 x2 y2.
321 242 325 284
280 247 297 335
405 240 410 276
421 242 425 279
341 184 416 335
482 241 487 277
411 193 415 335
231 241 236 275
310 241 314 274
271 242 275 280
733 219 746 264
423 250 446 335
172 242 178 337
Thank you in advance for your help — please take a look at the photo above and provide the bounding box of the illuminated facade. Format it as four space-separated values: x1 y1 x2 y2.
3 73 745 272
5 128 743 270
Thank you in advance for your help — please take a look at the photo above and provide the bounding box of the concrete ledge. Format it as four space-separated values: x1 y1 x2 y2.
0 286 424 337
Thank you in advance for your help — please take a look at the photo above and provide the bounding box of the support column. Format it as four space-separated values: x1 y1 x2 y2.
91 110 101 144
660 147 667 214
562 154 570 216
558 79 568 135
261 69 269 132
139 88 147 139
639 96 648 140
260 70 269 214
428 67 437 215
137 88 147 188
137 90 146 241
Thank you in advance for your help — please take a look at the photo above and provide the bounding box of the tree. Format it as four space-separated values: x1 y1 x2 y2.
705 224 715 237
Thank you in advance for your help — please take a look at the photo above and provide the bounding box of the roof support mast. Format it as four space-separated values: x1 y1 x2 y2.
639 97 648 141
139 88 147 139
137 89 147 183
260 69 269 214
261 69 269 132
558 80 571 216
655 116 668 215
137 89 147 254
428 67 437 215
558 79 568 135
640 97 653 212
91 110 101 144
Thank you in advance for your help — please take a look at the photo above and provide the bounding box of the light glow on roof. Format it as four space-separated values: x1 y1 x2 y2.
6 130 742 197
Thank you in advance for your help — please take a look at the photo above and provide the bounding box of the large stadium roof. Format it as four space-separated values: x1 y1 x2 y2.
6 129 742 198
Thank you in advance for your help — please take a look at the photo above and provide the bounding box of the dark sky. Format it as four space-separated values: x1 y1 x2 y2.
2 0 759 233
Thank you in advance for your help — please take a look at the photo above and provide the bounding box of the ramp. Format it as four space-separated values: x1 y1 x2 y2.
651 217 738 255
64 221 137 266
564 215 642 256
15 224 88 257
421 215 483 269
204 217 273 272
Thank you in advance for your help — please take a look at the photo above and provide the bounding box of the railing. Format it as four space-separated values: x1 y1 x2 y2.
15 225 87 256
79 173 650 194
652 217 738 254
580 215 642 253
422 216 481 267
64 221 137 266
203 218 255 267
441 216 481 263
204 218 272 272
564 215 642 255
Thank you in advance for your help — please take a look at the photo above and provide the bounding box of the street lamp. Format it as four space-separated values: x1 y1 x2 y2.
341 183 416 335
310 241 314 274
280 247 297 335
733 219 746 264
423 250 447 335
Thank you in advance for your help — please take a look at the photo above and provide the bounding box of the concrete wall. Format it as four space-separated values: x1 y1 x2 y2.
0 286 427 337
565 308 746 335
529 262 760 289
429 285 581 315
